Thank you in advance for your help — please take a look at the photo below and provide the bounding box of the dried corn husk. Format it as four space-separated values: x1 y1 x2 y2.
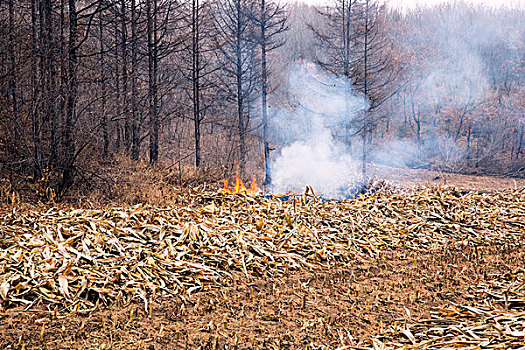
0 185 523 317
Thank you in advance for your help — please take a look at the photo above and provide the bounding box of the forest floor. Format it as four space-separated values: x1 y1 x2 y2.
1 171 524 350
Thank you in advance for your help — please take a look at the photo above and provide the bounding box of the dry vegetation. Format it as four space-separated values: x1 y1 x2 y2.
0 155 228 208
2 0 524 347
1 177 524 349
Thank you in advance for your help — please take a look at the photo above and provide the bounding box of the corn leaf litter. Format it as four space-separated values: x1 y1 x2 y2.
0 186 524 316
359 269 525 349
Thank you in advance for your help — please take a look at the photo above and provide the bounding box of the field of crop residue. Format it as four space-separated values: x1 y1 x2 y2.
1 185 524 349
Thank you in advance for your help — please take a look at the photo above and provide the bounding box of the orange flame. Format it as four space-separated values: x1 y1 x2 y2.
220 164 258 195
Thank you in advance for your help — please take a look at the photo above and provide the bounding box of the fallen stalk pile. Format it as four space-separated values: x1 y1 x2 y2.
0 186 524 313
360 270 525 350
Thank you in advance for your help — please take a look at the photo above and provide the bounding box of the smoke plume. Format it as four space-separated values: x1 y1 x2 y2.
269 62 367 197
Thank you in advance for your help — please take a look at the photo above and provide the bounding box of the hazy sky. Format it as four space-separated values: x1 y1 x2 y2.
296 0 525 9
386 0 524 9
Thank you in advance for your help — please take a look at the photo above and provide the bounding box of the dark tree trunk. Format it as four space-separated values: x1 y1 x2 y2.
38 0 58 167
410 97 421 144
114 17 121 151
342 0 352 78
517 124 524 158
260 0 271 185
99 9 109 158
152 9 159 163
147 0 159 164
120 0 130 152
343 0 353 159
30 0 42 179
192 0 202 167
252 0 287 185
7 0 20 156
467 123 472 160
235 0 246 173
130 0 140 160
362 0 369 176
61 0 78 192
59 0 67 163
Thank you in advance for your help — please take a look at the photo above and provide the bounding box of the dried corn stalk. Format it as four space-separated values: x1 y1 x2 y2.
0 186 523 315
359 270 525 350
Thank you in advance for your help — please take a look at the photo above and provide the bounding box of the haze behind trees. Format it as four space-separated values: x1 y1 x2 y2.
0 0 523 197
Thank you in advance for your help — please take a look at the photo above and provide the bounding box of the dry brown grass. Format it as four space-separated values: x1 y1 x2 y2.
2 153 524 211
0 154 230 209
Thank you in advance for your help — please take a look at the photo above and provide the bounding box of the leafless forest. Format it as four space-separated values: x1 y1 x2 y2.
0 0 524 198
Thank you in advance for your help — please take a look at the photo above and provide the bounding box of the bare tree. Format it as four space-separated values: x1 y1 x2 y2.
119 0 130 153
130 0 140 160
7 0 19 156
215 0 260 174
250 0 288 185
181 0 218 168
98 8 109 158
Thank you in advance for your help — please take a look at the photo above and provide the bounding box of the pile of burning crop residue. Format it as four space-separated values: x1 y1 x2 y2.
265 179 392 201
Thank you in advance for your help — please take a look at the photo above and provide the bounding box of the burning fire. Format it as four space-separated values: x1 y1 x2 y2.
220 164 258 195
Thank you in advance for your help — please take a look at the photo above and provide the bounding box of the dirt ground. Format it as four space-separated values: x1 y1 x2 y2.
1 242 523 349
369 164 525 190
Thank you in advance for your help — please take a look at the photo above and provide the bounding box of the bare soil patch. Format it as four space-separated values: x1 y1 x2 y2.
370 164 525 190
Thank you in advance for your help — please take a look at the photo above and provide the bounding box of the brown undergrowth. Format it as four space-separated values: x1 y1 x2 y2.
0 155 227 209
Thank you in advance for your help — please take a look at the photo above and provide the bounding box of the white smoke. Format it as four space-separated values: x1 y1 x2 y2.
269 62 368 197
370 4 500 171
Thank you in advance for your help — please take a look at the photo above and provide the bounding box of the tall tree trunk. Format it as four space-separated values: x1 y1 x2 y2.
260 0 271 185
130 0 140 160
343 0 353 166
99 9 109 158
342 0 352 79
7 0 20 156
466 123 471 161
61 0 78 192
152 3 159 163
517 124 524 158
236 0 246 173
147 0 159 164
192 0 202 167
410 96 421 144
120 0 130 152
42 0 58 168
30 0 42 179
59 0 67 163
361 0 369 176
114 17 121 151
